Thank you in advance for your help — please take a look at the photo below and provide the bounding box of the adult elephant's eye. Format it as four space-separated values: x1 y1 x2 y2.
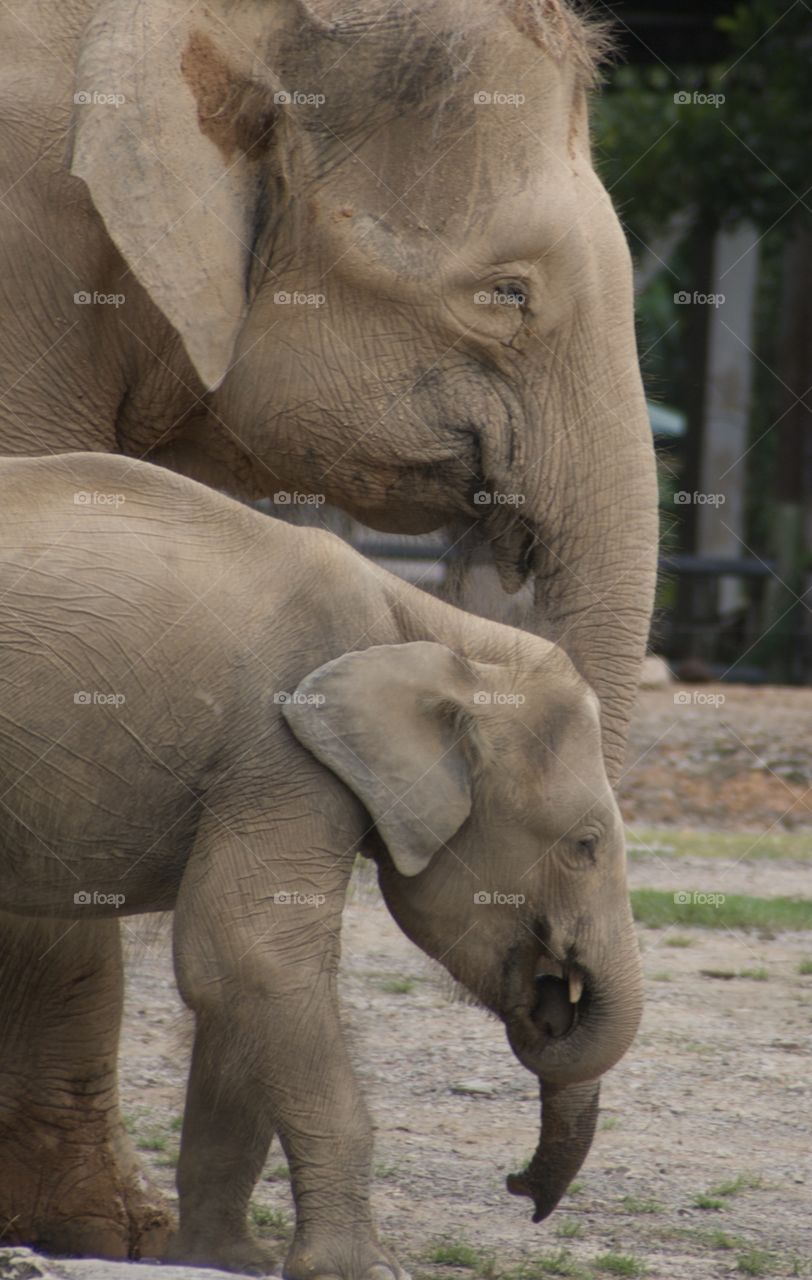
575 834 598 861
493 280 528 309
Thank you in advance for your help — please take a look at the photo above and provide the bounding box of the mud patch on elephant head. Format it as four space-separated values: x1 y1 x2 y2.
181 30 274 160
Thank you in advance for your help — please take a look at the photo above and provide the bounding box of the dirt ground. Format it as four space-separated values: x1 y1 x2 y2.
619 684 812 831
111 686 812 1278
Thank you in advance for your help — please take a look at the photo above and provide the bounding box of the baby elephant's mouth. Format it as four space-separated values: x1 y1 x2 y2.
532 955 587 1041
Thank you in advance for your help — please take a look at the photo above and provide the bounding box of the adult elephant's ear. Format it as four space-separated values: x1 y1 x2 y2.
282 643 479 878
69 0 280 390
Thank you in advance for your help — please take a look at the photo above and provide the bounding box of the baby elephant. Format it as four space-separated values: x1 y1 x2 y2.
0 455 642 1278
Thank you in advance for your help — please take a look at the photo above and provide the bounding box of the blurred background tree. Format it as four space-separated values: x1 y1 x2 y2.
592 1 812 681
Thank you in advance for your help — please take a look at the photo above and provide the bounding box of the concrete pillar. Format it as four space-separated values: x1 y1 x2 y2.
696 223 760 614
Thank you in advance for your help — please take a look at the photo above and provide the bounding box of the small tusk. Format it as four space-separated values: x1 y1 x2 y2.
568 972 584 1004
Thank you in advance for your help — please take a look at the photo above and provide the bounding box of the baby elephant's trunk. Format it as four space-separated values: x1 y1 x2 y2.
506 1079 600 1222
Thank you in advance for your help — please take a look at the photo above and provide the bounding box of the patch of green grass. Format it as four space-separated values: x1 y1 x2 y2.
527 1251 586 1277
626 827 812 863
155 1148 179 1168
122 1113 137 1135
631 890 812 932
600 1116 619 1131
427 1242 481 1268
266 1162 291 1181
693 1194 724 1210
250 1204 292 1239
620 1196 662 1214
664 934 694 948
593 1253 646 1276
169 1114 183 1132
708 1230 747 1250
554 1220 582 1239
798 959 812 975
650 972 672 981
739 968 769 981
375 1163 399 1180
567 1181 584 1196
708 1174 762 1198
136 1132 167 1152
737 1250 777 1276
378 977 416 994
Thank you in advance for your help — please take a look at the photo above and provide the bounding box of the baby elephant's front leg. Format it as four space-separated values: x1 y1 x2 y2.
171 832 405 1280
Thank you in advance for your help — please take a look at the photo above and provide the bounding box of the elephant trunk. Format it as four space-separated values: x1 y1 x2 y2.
506 1079 600 1222
501 912 641 1220
525 418 659 787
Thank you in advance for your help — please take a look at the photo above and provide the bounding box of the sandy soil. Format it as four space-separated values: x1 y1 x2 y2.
619 684 812 831
116 881 812 1280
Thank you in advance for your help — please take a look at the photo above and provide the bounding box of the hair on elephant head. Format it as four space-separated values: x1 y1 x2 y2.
283 640 643 1220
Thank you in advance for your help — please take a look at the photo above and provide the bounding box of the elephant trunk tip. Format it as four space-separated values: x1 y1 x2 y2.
506 1078 601 1225
505 1170 554 1224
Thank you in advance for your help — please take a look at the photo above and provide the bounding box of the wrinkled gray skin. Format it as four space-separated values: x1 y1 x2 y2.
0 456 643 1276
0 0 654 1270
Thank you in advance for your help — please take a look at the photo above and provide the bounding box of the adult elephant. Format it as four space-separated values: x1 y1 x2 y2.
0 0 657 1262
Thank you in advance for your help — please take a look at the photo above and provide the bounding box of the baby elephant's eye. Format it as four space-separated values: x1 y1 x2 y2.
493 280 528 309
575 834 598 861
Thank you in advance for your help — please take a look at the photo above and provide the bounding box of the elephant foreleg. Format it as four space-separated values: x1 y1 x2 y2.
169 800 406 1280
0 912 172 1258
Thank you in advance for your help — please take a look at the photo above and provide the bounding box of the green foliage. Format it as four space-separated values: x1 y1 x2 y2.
378 977 416 994
427 1242 481 1269
593 1254 646 1277
798 960 812 975
708 1174 762 1198
693 1194 724 1210
136 1132 167 1152
594 6 812 238
527 1251 586 1278
620 1196 663 1215
626 828 812 863
631 890 812 931
554 1220 583 1239
736 1250 777 1276
250 1204 292 1239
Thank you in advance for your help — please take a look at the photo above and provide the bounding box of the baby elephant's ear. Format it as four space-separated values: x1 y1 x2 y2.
282 643 476 877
